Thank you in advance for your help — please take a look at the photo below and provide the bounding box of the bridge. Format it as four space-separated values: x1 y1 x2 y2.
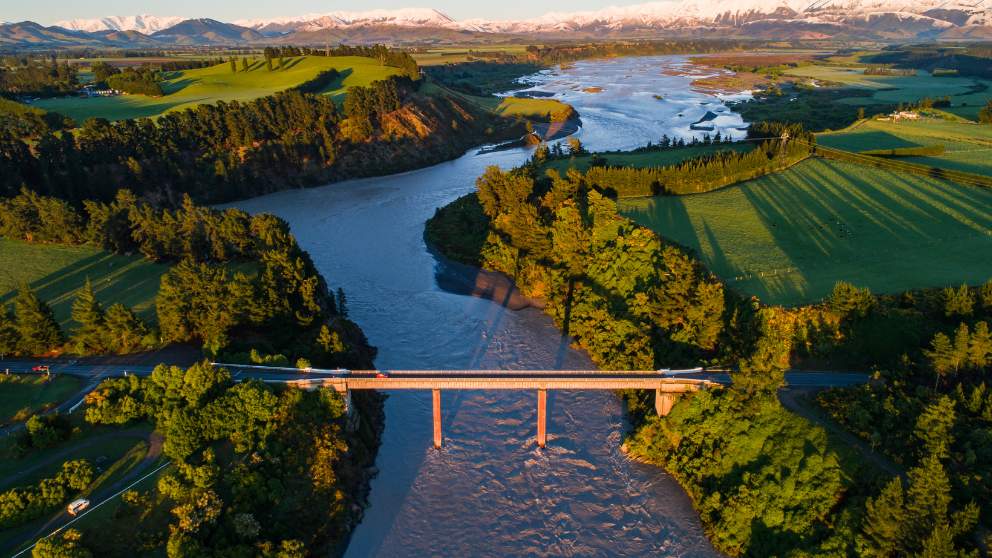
217 365 721 448
2 358 869 448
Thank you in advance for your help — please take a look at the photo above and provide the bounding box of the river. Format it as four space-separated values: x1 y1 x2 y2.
230 56 746 557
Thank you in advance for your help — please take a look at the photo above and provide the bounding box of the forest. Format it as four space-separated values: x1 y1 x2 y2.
0 75 521 205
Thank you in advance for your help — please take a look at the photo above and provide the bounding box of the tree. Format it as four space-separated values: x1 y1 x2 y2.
32 528 92 558
979 279 992 311
980 99 992 124
913 396 955 459
967 321 991 371
829 281 874 319
104 303 148 353
0 305 17 357
926 332 960 382
240 57 248 72
70 279 106 354
13 284 63 355
858 476 906 557
567 136 585 155
229 58 237 73
943 284 974 318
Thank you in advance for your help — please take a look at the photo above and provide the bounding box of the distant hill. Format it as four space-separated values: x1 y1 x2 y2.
149 18 265 45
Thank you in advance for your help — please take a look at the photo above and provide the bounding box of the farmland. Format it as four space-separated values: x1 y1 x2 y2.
0 239 168 326
817 116 992 176
783 65 992 120
619 157 992 306
32 55 402 121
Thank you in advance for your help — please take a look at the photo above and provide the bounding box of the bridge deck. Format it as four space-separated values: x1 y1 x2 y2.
275 371 719 391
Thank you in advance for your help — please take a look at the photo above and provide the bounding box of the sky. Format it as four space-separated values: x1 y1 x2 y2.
4 0 648 24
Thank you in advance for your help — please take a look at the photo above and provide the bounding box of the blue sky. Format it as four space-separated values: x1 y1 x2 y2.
8 0 642 24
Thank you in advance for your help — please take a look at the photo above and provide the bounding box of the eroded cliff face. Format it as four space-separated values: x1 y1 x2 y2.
332 92 523 180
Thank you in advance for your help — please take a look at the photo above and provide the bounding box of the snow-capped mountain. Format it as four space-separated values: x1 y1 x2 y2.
235 8 465 35
225 0 990 37
54 14 186 34
14 0 991 47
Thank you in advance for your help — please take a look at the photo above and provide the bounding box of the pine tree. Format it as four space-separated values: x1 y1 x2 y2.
858 476 906 557
914 396 956 459
240 57 248 72
70 279 106 354
980 279 992 312
0 305 18 357
104 303 148 353
926 332 959 382
943 284 974 318
229 58 237 73
13 285 63 355
904 455 953 551
968 321 991 371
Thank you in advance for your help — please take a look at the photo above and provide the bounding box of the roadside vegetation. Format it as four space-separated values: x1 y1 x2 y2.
70 361 381 556
0 374 82 425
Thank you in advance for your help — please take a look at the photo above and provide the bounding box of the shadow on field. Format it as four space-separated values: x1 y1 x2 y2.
0 252 167 326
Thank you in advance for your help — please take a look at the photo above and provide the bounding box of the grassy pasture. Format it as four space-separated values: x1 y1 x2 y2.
784 65 992 120
412 45 531 66
33 56 401 121
817 117 992 176
0 374 83 425
425 82 575 122
620 157 992 306
0 239 168 327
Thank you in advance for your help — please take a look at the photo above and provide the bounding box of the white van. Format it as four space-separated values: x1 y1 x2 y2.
67 499 90 516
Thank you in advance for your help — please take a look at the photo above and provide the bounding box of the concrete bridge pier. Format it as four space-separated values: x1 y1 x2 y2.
337 387 359 432
432 389 442 449
537 389 547 448
655 388 680 417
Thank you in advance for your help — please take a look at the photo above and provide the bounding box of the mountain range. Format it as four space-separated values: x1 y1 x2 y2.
2 0 990 48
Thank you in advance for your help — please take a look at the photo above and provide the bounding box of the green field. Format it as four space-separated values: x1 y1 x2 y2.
33 56 402 122
620 158 992 306
0 374 83 425
818 117 992 176
543 143 753 174
785 65 992 120
0 239 168 326
412 46 531 66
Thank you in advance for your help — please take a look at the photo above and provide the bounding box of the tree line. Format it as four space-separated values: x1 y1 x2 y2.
551 122 814 198
1 75 516 205
0 55 78 98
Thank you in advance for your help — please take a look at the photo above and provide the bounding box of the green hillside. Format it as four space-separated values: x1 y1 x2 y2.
817 117 992 176
33 56 402 122
620 157 992 306
0 239 168 326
